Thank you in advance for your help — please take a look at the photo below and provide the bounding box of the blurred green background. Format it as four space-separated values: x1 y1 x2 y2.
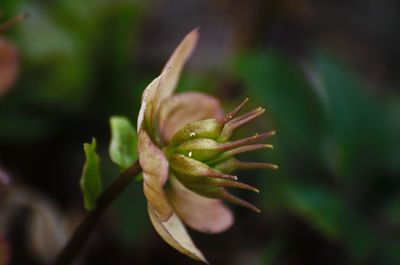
1 0 400 264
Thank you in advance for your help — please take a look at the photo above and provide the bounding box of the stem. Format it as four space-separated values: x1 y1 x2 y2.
0 13 27 33
53 160 142 265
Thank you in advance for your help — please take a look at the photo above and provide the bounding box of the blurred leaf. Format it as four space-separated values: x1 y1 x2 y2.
382 196 400 227
233 50 325 158
285 183 380 263
340 213 377 263
284 184 344 238
0 109 56 141
233 50 330 216
80 138 102 211
12 1 143 112
379 241 400 265
17 2 90 109
109 116 137 171
256 240 284 265
312 52 394 180
382 98 400 170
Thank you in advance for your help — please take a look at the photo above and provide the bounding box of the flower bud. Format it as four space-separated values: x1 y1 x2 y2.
168 154 260 212
169 138 222 162
168 154 237 182
165 97 278 213
169 119 223 146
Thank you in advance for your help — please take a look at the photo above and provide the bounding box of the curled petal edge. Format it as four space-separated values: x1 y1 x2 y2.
148 204 208 264
137 74 163 133
138 129 173 221
137 29 199 133
168 177 234 234
158 92 223 144
159 29 199 105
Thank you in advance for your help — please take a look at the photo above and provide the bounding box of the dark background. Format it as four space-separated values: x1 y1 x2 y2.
1 0 400 264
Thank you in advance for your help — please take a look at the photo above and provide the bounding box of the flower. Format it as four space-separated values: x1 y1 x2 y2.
137 29 277 263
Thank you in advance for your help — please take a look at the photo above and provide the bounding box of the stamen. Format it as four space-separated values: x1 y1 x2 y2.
235 161 279 170
220 96 249 124
225 144 273 157
169 154 239 181
209 144 273 164
219 107 266 141
0 13 27 33
218 131 276 151
228 107 265 131
221 191 261 213
205 170 238 181
216 179 259 193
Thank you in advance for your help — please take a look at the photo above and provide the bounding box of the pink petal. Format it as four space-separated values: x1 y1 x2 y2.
148 204 208 264
0 168 10 188
158 92 223 143
168 177 234 234
158 29 199 104
138 128 173 221
137 74 164 133
137 29 199 133
28 199 68 263
0 38 18 97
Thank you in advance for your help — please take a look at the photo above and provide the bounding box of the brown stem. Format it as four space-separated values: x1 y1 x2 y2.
0 13 27 33
53 160 142 265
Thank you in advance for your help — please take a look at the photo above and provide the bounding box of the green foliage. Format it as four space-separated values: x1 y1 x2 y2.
234 51 325 159
13 0 142 111
0 0 144 141
312 52 397 180
109 116 137 171
284 184 344 238
256 240 284 265
80 138 103 211
234 49 400 265
383 195 400 227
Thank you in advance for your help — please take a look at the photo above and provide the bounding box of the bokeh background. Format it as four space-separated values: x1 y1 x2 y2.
1 0 400 264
